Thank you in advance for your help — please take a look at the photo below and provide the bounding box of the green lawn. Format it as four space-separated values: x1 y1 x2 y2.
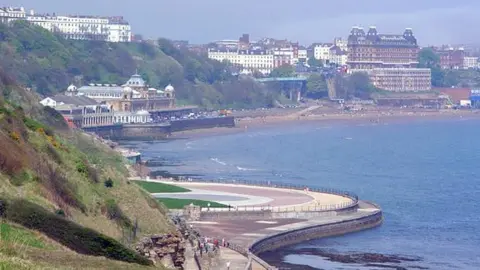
156 198 228 209
134 181 190 193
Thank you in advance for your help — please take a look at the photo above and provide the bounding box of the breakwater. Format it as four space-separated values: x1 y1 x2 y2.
83 116 236 140
168 179 382 270
246 204 383 270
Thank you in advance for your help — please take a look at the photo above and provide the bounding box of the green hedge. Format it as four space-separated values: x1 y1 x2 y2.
0 198 152 266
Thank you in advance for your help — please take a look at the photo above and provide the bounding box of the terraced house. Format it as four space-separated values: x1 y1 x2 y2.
0 6 131 42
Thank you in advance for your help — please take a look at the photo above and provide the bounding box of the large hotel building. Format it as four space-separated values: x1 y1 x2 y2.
0 7 131 42
347 26 431 92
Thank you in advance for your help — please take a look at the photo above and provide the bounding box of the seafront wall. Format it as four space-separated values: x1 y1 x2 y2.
246 204 383 270
83 116 236 140
177 179 360 222
165 179 381 270
169 116 235 132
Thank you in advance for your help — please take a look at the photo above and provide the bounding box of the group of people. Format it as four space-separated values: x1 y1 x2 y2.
197 237 231 257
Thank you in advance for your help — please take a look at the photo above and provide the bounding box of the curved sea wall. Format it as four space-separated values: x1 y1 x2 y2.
246 202 383 270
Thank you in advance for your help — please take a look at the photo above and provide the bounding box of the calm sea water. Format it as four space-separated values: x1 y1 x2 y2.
123 118 480 269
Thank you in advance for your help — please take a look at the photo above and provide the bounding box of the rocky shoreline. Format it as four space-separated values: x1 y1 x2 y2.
260 247 427 270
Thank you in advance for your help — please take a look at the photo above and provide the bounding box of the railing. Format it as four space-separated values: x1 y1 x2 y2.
200 201 356 213
174 178 359 213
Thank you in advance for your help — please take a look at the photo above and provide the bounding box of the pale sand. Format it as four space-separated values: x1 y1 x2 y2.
171 108 480 139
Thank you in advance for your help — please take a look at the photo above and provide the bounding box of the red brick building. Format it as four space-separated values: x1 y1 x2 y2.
433 48 465 69
347 26 419 69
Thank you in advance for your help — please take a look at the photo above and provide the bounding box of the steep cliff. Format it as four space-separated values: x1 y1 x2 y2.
0 70 175 269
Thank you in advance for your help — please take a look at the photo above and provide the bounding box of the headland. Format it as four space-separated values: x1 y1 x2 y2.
130 178 383 269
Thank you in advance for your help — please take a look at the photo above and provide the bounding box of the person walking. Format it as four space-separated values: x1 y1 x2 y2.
226 261 231 270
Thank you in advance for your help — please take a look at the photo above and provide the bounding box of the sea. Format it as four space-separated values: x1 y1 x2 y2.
121 118 480 270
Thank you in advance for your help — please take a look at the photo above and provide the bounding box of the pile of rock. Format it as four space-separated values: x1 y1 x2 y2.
136 233 186 269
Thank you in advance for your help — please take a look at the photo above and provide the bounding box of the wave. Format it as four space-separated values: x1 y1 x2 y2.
210 157 227 166
236 166 257 171
185 141 194 149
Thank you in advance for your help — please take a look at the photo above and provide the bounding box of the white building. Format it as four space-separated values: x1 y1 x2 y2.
208 49 274 74
214 39 239 50
334 37 348 52
329 46 348 66
0 7 26 24
0 6 131 42
351 68 432 92
313 43 334 61
297 48 308 62
463 56 478 69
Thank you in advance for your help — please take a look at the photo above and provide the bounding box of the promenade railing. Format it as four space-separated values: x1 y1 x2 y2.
174 178 359 213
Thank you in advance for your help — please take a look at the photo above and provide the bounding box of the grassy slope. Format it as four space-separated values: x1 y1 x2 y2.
0 83 174 268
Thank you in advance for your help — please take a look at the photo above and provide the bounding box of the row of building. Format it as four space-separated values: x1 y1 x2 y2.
208 27 432 92
0 6 132 42
39 73 176 128
431 46 479 70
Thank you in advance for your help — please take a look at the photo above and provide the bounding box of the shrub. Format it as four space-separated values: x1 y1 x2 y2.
75 160 88 174
86 165 99 183
43 144 63 164
75 159 99 183
0 107 13 116
36 127 46 135
0 133 24 175
1 198 152 266
55 209 65 217
9 131 20 142
23 117 53 136
104 199 133 229
104 178 114 188
22 117 43 131
10 170 33 186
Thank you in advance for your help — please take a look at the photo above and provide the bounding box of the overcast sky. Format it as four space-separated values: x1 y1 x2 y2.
4 0 479 45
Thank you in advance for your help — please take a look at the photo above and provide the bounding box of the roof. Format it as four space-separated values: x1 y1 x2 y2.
51 94 98 106
78 85 125 93
436 88 471 103
329 46 347 55
348 27 417 47
124 74 146 87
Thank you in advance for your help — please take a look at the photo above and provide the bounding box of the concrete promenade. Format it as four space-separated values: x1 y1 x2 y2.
133 178 382 269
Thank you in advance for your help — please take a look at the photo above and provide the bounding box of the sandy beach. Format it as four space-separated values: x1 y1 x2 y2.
170 107 480 139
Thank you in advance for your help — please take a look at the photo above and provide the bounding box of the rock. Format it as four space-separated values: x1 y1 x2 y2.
136 232 187 269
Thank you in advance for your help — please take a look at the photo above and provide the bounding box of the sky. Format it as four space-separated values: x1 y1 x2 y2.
4 0 480 46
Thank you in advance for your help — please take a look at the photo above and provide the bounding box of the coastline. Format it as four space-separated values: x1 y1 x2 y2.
123 110 480 269
170 109 480 139
137 178 383 270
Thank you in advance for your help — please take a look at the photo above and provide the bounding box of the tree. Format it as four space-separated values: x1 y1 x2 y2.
418 48 440 68
269 64 294 78
307 57 323 68
418 47 445 87
349 72 375 99
306 73 328 99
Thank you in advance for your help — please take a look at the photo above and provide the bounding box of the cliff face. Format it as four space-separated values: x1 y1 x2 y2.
0 72 175 269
